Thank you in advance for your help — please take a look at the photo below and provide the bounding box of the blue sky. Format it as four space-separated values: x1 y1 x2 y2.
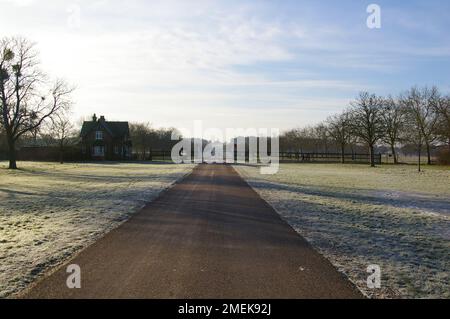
1 0 449 133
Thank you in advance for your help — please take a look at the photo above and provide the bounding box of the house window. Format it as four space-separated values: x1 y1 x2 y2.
114 146 120 155
95 131 103 140
93 146 104 156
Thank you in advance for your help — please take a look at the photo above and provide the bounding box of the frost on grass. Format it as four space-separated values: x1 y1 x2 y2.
0 161 195 298
235 164 450 299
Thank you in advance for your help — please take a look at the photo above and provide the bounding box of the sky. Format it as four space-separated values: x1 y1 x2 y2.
1 0 450 134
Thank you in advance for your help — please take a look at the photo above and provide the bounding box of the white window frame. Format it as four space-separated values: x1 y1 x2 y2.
93 146 104 156
95 131 103 140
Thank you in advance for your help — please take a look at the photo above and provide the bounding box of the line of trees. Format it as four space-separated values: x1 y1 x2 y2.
280 88 450 167
0 117 184 163
129 122 182 160
2 36 449 168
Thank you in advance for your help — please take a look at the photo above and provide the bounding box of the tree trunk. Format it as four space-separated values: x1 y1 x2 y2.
426 143 431 165
8 139 17 169
341 143 345 164
60 143 64 164
390 144 398 164
369 144 375 167
418 143 422 172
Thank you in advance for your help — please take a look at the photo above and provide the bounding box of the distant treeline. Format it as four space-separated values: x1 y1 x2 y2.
0 123 185 162
1 86 449 166
128 123 182 160
279 87 450 166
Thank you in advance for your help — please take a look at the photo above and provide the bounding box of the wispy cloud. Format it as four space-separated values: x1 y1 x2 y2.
1 0 449 130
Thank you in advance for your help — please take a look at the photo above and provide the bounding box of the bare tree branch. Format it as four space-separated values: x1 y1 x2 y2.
0 36 74 169
348 92 385 166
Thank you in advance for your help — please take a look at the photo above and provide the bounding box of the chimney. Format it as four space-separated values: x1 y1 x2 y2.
99 115 105 122
92 113 97 122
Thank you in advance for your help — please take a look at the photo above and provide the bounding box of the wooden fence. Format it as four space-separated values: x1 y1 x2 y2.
7 148 381 164
279 152 382 164
136 151 381 165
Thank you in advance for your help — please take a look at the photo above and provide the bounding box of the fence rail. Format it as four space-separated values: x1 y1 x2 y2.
279 152 382 164
12 147 382 165
133 150 172 161
135 151 381 165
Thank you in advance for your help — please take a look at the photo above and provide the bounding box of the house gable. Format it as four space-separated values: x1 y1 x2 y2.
80 115 132 160
81 120 130 139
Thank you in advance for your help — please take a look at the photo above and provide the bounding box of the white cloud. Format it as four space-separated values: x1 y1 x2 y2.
2 0 446 131
0 0 34 6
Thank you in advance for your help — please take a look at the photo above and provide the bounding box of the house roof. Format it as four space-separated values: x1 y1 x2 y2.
80 119 130 138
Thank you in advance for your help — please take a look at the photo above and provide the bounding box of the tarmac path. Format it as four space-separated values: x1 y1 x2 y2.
22 164 363 299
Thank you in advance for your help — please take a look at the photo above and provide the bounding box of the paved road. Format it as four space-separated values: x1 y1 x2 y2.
22 164 363 299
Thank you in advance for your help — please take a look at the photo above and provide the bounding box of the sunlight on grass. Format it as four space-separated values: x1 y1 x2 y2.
235 163 450 299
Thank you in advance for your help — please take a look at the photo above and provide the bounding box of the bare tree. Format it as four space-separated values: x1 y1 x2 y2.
313 123 330 153
152 127 182 152
402 86 439 165
297 126 317 153
380 96 406 164
129 123 183 160
0 126 7 156
0 37 73 169
129 122 152 160
50 114 75 164
326 112 352 164
280 129 302 152
432 95 450 151
348 92 385 167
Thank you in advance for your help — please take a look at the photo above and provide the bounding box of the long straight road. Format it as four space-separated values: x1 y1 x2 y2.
22 164 363 299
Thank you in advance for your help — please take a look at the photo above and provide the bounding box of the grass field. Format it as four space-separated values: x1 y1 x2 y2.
235 163 450 299
0 161 195 298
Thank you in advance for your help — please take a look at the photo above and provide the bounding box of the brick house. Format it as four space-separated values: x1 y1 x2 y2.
80 114 132 160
